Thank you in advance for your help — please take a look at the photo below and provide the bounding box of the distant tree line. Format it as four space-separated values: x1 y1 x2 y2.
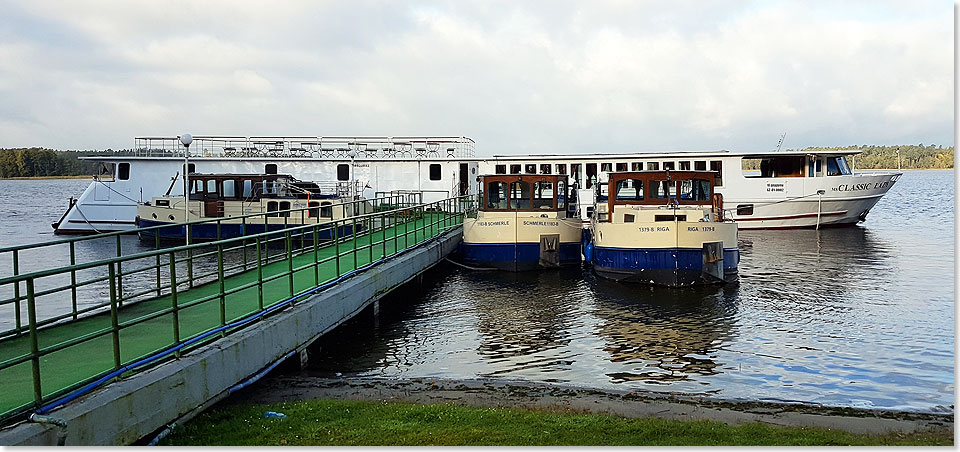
741 144 953 170
0 148 125 178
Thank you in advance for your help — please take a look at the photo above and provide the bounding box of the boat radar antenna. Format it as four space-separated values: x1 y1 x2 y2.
776 132 787 152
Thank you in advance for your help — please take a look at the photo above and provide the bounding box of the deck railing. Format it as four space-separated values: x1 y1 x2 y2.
126 136 477 159
0 194 477 425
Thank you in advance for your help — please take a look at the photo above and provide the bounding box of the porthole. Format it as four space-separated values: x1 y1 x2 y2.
168 215 176 221
152 213 158 219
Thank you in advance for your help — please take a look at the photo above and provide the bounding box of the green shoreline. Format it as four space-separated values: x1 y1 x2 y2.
159 398 952 446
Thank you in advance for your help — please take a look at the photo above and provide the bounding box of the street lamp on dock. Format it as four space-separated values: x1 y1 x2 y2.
180 133 193 244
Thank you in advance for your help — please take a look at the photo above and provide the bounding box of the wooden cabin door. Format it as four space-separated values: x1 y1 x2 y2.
204 201 223 217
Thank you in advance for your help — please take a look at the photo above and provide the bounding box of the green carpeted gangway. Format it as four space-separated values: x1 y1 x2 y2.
0 195 474 425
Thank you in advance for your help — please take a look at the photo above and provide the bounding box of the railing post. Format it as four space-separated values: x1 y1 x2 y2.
286 231 294 299
69 242 80 319
169 252 180 353
26 278 42 406
108 263 122 372
186 224 194 288
241 217 248 272
13 250 21 335
217 243 226 335
334 219 341 277
313 225 320 286
115 234 123 305
352 217 358 270
155 232 162 297
393 209 398 255
256 237 264 312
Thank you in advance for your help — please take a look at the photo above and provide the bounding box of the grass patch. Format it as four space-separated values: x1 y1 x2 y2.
159 399 953 446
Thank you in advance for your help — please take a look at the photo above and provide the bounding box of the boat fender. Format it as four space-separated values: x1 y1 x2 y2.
584 242 593 263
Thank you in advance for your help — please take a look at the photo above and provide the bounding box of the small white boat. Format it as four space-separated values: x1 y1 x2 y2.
135 173 365 241
460 174 582 271
585 170 739 286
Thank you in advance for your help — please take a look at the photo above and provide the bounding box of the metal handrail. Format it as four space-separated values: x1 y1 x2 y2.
0 194 477 425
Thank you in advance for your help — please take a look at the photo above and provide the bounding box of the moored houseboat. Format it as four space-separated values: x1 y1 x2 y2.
135 173 366 241
585 170 739 286
460 174 582 271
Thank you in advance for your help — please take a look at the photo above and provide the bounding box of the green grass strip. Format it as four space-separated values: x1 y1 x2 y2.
161 399 953 446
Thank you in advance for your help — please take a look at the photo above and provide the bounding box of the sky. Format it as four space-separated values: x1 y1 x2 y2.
0 0 953 155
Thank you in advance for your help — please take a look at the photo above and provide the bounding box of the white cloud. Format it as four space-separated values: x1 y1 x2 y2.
0 0 951 152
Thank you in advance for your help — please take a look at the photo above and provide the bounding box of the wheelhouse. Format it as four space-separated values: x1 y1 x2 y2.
599 170 720 220
481 174 572 215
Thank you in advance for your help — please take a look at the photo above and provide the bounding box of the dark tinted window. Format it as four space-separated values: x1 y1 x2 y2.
495 164 506 174
117 163 130 180
337 164 349 181
265 163 278 174
429 163 442 180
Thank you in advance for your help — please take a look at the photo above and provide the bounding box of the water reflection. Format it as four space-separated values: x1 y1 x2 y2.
467 270 581 377
588 279 739 383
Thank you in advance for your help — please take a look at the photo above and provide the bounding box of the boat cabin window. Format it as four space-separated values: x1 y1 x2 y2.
601 163 612 172
586 163 597 188
337 164 349 181
679 179 711 201
615 178 644 201
616 162 627 172
265 164 278 175
222 180 236 198
182 163 195 174
267 201 279 217
117 163 130 180
525 164 536 174
279 201 291 217
556 164 567 174
495 164 506 174
320 202 333 218
242 180 254 198
679 161 691 170
533 181 554 209
663 161 675 171
206 180 218 196
737 204 754 215
694 161 706 171
510 181 532 209
308 201 320 217
540 164 551 174
647 162 659 170
487 181 508 209
510 164 521 174
655 214 686 222
571 164 582 185
596 182 609 201
557 180 567 210
631 162 642 171
826 156 851 176
429 164 442 180
649 180 676 199
710 161 723 186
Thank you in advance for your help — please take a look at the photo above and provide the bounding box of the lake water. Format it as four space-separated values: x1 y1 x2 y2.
0 171 954 413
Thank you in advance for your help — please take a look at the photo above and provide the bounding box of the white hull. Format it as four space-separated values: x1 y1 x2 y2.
54 136 901 233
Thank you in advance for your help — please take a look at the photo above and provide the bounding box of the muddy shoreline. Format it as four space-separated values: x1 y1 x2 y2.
228 375 953 436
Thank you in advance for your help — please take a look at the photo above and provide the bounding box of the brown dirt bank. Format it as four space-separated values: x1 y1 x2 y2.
230 375 952 436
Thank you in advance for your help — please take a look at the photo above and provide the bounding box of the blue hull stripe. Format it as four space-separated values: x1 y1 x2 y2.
593 246 739 272
458 242 581 270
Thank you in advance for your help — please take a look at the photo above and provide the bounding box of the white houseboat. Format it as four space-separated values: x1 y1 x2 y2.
51 135 900 234
585 170 739 286
460 174 582 271
135 173 364 242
